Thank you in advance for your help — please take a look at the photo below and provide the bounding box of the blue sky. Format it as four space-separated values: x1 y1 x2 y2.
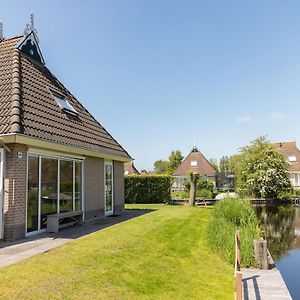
1 1 300 170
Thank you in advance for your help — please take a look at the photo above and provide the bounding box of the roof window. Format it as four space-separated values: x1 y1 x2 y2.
191 160 197 167
288 156 297 162
52 93 77 115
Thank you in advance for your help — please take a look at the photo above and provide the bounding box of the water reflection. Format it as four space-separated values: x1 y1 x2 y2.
255 205 296 260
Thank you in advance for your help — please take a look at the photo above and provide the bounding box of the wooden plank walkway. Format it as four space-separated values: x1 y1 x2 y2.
242 268 292 300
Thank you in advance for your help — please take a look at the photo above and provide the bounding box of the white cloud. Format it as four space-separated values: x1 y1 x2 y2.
236 115 251 123
270 112 283 120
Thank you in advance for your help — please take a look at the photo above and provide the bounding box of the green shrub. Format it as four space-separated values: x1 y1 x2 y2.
276 190 295 201
125 175 172 204
184 178 214 199
207 199 261 267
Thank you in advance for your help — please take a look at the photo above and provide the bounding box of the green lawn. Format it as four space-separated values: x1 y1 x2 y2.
0 205 233 300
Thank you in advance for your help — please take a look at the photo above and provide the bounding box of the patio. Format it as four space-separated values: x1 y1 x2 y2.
0 209 151 268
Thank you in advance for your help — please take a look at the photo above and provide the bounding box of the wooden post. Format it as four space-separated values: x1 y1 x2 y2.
254 239 268 270
234 231 242 300
235 271 243 300
235 231 241 271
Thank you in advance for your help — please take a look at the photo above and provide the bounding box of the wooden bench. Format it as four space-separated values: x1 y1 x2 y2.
46 210 83 233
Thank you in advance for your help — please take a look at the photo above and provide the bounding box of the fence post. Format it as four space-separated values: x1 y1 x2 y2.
235 230 241 271
235 231 242 300
254 239 268 270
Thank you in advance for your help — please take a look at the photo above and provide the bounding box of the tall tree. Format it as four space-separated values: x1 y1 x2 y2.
167 150 184 174
236 136 292 199
209 158 219 172
219 156 230 173
153 159 169 174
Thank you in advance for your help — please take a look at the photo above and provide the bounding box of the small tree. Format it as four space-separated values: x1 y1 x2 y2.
209 158 219 172
188 172 200 206
236 136 292 199
153 159 169 174
167 150 184 174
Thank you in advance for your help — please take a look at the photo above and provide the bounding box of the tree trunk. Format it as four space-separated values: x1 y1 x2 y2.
189 178 196 206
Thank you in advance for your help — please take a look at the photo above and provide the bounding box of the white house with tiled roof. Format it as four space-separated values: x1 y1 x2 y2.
0 18 131 241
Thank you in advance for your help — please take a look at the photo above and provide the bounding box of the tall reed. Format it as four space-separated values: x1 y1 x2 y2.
207 199 261 267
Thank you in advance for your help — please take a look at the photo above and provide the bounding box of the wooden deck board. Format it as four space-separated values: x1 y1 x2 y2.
242 268 292 300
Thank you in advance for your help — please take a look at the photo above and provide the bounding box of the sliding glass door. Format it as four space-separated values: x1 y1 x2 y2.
27 155 83 234
41 158 58 229
27 156 39 233
104 161 114 215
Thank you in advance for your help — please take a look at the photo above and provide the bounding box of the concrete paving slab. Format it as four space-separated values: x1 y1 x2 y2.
0 209 152 268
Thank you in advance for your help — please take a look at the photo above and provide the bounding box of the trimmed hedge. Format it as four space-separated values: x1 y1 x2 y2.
125 175 172 204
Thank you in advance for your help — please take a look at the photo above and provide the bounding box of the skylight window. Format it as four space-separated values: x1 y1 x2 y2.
53 93 77 115
288 156 297 162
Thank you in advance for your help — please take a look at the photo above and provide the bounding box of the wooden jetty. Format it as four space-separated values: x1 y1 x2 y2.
242 268 292 300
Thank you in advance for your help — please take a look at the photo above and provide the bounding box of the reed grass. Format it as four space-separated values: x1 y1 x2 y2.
207 199 261 267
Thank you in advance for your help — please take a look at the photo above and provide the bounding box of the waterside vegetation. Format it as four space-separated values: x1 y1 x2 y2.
207 199 261 267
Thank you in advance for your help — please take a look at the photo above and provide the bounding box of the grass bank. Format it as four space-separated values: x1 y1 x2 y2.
0 205 233 299
207 199 261 267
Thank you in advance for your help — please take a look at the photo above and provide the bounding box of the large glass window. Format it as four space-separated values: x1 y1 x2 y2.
27 157 39 232
60 160 73 213
105 162 113 214
41 158 58 229
27 155 83 233
75 162 82 211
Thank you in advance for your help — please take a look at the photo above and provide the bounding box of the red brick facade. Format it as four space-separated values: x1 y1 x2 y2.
113 161 125 214
1 145 125 241
3 143 28 241
84 156 105 220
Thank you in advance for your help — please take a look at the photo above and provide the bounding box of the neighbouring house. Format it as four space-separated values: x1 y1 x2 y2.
172 146 216 192
0 22 131 241
124 162 140 175
273 141 300 189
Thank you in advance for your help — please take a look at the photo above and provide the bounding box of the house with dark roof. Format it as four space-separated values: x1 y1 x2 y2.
124 162 140 175
172 146 216 192
0 20 131 241
273 141 300 189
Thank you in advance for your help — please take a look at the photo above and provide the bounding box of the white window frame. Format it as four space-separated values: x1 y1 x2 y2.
26 151 84 236
191 160 198 167
104 160 114 216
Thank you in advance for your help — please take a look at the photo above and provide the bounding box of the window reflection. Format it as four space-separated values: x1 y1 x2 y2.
75 162 82 211
41 158 58 229
60 160 73 213
105 163 113 213
27 157 39 232
27 155 82 233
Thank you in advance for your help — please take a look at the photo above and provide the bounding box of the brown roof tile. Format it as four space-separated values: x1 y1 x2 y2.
0 35 130 159
124 162 140 175
173 146 216 177
273 142 300 172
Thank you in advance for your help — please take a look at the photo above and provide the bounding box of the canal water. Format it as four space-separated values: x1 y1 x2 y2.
255 205 300 299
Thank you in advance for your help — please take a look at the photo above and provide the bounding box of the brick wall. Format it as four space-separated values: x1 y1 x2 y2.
113 161 125 214
3 143 27 241
84 158 125 219
84 156 104 220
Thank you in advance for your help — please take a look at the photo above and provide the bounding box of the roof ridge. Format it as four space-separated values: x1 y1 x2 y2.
0 35 23 43
10 49 22 133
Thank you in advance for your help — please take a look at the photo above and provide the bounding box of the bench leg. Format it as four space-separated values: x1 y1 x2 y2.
47 218 59 233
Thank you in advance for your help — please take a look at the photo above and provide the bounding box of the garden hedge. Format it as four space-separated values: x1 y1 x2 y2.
125 175 172 203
